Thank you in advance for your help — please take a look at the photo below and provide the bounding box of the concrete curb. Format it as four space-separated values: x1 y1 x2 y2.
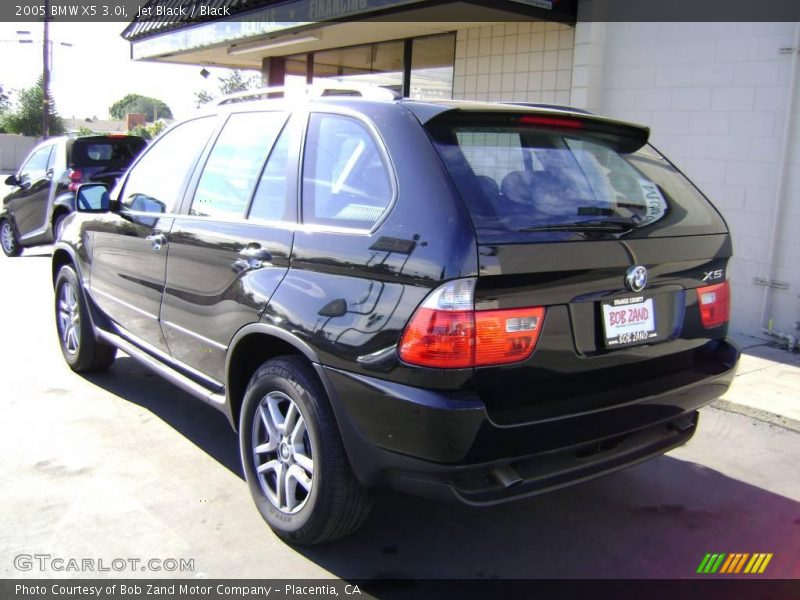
709 399 800 433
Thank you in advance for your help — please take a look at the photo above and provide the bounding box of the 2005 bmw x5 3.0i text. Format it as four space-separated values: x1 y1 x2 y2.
51 85 739 544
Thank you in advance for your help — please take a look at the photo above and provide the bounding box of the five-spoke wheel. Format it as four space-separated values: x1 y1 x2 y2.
240 356 372 545
252 391 315 514
57 281 81 355
54 265 116 372
1 219 20 257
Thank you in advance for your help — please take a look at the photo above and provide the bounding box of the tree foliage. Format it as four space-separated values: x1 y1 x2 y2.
193 90 215 107
128 120 166 141
0 76 65 137
0 85 10 116
109 94 173 122
194 69 261 107
0 85 10 132
219 70 261 95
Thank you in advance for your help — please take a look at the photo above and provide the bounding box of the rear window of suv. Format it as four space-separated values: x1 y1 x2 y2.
427 112 727 243
71 137 146 169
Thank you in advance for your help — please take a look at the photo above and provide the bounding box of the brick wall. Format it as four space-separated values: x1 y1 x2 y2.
452 22 574 104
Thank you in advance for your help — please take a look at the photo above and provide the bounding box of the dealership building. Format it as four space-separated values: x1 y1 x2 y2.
123 0 800 341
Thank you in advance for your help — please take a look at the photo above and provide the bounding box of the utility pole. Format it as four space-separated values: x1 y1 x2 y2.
42 0 50 139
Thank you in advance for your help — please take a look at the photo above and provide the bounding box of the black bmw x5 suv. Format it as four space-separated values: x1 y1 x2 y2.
52 87 739 544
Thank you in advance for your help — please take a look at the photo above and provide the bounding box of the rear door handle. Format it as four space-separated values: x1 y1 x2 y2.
146 233 167 250
239 244 272 262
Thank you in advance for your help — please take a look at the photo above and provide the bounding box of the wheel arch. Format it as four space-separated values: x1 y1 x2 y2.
0 211 18 231
50 244 83 286
225 323 321 432
51 206 72 237
52 245 78 285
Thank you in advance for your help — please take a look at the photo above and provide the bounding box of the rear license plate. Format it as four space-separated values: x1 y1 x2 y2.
602 297 658 347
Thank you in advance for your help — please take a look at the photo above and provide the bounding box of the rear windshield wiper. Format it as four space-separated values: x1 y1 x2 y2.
519 219 637 233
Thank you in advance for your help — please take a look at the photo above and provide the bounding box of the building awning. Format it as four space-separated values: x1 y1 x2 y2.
122 0 577 67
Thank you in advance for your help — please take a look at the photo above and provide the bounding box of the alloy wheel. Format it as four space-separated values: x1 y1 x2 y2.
1 221 14 254
57 282 81 355
252 391 314 514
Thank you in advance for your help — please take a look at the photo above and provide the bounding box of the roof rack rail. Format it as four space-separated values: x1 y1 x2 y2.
216 82 401 105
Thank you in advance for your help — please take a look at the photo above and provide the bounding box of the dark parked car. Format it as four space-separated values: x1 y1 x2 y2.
52 88 739 544
0 134 146 256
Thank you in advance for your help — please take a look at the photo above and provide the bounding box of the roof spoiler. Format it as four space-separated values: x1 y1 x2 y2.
406 104 650 154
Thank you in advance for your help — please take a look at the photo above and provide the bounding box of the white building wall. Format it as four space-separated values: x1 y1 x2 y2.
0 134 38 172
452 22 574 104
572 20 800 337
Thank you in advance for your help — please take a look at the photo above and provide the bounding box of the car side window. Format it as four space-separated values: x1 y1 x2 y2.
19 146 53 181
121 117 215 214
248 123 293 224
190 111 287 220
302 113 393 229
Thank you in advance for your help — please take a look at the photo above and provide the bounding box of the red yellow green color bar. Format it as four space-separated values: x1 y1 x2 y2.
697 553 773 574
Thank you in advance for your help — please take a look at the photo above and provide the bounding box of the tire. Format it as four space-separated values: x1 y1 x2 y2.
240 356 372 545
0 218 21 257
54 265 116 372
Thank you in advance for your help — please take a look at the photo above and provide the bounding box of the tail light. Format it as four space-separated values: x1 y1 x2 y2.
475 307 545 366
696 282 730 328
398 278 545 368
68 169 83 193
517 115 583 129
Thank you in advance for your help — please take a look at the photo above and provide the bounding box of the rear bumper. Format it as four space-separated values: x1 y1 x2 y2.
317 339 739 505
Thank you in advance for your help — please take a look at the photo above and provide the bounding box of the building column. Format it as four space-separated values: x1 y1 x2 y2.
402 39 413 98
306 52 314 84
570 18 607 112
262 56 287 88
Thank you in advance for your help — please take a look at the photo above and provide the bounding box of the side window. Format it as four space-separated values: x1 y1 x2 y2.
302 113 393 229
122 117 215 214
190 112 287 219
19 146 53 181
248 124 292 224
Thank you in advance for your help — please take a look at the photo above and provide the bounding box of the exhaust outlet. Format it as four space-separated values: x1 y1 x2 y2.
492 465 523 489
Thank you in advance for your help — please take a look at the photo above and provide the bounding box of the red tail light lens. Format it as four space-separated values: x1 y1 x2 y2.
475 307 545 366
399 279 545 369
696 282 730 328
397 308 475 368
68 169 83 193
517 115 583 129
398 279 476 368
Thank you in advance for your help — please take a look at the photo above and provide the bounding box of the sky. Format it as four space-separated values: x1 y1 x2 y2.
0 22 251 121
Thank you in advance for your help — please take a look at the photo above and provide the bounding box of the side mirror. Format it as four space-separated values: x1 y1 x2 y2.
76 183 110 213
124 194 164 228
4 174 18 187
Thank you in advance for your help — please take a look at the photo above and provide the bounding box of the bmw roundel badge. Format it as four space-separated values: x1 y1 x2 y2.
626 265 648 292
